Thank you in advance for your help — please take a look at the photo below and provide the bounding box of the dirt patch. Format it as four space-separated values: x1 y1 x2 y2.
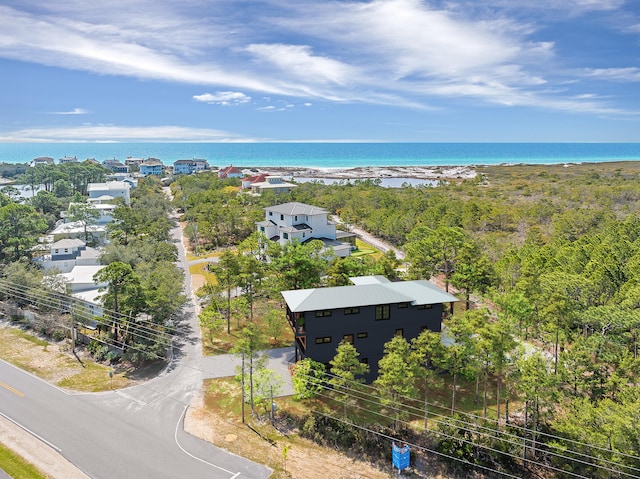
185 391 395 479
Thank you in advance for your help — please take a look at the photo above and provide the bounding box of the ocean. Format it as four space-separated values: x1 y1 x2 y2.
1 142 639 168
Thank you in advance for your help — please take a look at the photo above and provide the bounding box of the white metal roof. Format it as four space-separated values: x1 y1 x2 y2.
265 202 328 216
282 277 458 312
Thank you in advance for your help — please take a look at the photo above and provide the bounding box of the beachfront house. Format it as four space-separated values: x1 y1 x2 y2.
282 275 459 381
30 157 54 167
140 158 163 176
59 156 78 164
256 201 354 257
249 175 297 195
218 165 243 179
173 159 203 175
102 159 130 174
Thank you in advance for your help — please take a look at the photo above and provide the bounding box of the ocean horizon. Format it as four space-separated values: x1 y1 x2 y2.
1 142 639 168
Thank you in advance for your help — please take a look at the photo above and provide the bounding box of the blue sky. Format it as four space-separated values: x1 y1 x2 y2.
0 0 639 143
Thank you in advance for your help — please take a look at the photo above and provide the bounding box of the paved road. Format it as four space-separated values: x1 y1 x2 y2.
0 208 273 479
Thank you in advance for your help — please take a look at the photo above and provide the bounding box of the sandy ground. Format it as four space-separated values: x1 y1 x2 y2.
252 165 476 181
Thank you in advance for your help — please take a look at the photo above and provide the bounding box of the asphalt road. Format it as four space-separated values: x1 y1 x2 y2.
0 208 273 479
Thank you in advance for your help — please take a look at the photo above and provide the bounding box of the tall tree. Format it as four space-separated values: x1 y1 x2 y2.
0 202 47 262
233 322 266 415
412 328 446 430
94 262 145 343
329 340 369 418
405 225 469 291
375 335 417 431
212 250 241 334
272 239 331 290
68 202 100 242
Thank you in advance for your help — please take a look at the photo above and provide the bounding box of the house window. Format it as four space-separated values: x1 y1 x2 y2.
315 310 332 317
283 233 289 239
260 226 265 232
64 248 69 253
418 304 433 310
344 307 360 315
280 214 284 220
343 334 354 344
315 336 332 344
357 332 368 339
398 302 409 309
269 212 273 216
295 215 298 221
375 305 390 320
395 328 404 337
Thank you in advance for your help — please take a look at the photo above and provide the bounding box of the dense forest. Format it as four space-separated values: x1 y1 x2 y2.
173 162 640 478
2 161 640 477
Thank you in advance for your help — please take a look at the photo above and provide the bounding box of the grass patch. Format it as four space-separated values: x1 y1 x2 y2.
189 262 217 285
353 239 384 260
186 251 222 262
0 326 138 392
202 296 293 356
0 443 46 479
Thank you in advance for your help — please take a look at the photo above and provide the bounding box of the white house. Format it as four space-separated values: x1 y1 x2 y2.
256 202 354 257
49 220 107 243
140 158 163 176
30 157 54 167
87 181 131 205
39 238 100 273
250 175 297 195
218 165 243 179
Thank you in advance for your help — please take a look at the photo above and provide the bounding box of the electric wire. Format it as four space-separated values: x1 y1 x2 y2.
2 280 639 477
293 371 640 478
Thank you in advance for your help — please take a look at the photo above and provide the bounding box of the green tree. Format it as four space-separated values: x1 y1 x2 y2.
212 250 241 333
0 202 47 262
412 328 446 429
93 262 145 342
405 225 469 291
291 358 326 400
450 241 494 310
442 312 476 413
375 335 417 431
136 261 186 324
263 308 286 344
272 240 331 290
68 202 100 242
326 256 368 286
329 340 369 418
199 305 226 347
233 322 266 415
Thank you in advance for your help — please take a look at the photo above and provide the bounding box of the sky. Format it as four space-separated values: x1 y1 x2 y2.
0 0 639 143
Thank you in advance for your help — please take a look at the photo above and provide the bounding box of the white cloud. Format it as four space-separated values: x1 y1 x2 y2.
0 125 251 142
585 68 640 82
0 0 634 117
193 91 251 105
52 108 90 115
245 43 356 86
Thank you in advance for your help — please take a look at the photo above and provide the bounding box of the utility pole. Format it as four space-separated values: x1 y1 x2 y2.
241 352 245 423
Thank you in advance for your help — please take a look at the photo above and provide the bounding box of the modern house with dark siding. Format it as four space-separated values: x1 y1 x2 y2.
282 275 458 381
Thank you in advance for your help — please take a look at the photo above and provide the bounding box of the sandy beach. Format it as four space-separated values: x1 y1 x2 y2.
247 165 477 181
